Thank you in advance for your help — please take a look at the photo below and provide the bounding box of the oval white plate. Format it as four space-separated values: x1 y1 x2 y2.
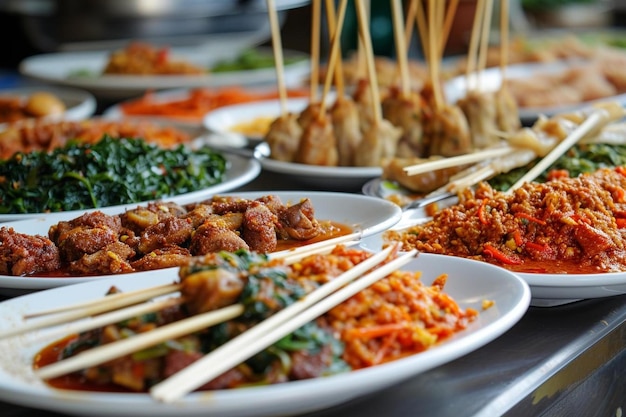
19 48 310 100
443 60 626 125
0 86 96 128
0 191 402 295
0 253 530 417
360 232 626 306
0 153 260 223
203 98 382 190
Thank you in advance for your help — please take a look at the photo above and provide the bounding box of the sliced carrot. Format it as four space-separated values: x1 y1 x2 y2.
478 199 489 225
483 243 522 265
515 212 546 225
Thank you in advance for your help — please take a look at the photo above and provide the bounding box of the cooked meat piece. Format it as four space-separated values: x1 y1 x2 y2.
265 113 303 162
209 196 253 215
189 225 249 255
56 226 120 262
276 198 321 240
181 204 214 228
131 245 192 271
457 90 499 149
49 211 122 243
354 119 402 167
202 212 244 231
294 112 339 166
289 344 335 380
331 96 363 166
425 104 473 157
242 203 278 252
68 241 135 276
163 350 249 390
297 102 324 130
0 227 61 276
181 266 245 315
382 88 424 158
494 86 522 133
137 217 193 254
120 202 186 234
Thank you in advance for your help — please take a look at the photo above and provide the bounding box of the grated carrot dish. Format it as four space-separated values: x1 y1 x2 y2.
119 87 309 122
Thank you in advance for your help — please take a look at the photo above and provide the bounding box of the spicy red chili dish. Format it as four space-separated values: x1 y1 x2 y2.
384 166 626 274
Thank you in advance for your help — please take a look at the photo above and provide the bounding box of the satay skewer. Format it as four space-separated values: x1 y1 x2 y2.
266 0 289 117
355 0 383 125
324 0 346 98
319 0 349 119
391 0 411 97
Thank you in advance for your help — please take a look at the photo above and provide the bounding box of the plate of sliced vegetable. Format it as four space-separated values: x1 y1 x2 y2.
0 250 530 417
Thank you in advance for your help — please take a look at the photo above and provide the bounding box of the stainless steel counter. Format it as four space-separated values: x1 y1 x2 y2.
1 169 625 416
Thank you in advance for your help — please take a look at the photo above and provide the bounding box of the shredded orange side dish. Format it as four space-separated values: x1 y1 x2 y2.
119 87 309 122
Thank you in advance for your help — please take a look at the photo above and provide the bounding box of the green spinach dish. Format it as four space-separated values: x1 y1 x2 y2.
0 136 228 214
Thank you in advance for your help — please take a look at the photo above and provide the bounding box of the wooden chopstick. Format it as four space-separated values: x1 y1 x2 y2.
0 283 182 339
150 246 419 403
35 304 245 380
402 144 516 176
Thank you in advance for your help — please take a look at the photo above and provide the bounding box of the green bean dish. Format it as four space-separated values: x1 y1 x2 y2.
0 136 228 214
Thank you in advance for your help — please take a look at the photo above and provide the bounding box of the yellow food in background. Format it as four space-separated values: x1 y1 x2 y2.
230 116 275 138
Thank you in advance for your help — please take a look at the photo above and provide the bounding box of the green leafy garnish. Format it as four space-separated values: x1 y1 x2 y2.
0 136 228 214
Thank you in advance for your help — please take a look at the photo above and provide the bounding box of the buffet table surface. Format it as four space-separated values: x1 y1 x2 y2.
1 169 625 417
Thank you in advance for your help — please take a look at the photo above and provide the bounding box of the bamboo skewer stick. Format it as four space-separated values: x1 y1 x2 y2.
309 0 321 102
266 0 288 117
465 0 486 83
319 0 349 120
441 0 459 51
414 0 429 62
35 304 245 380
391 0 411 97
476 0 494 92
500 0 509 78
355 0 383 125
402 145 516 176
404 0 418 54
324 0 346 98
150 246 419 403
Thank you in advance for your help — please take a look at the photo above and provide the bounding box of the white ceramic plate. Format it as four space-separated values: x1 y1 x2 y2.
19 48 310 100
360 233 626 307
0 191 402 295
0 253 530 417
444 60 626 124
203 98 382 190
0 153 261 223
0 86 96 128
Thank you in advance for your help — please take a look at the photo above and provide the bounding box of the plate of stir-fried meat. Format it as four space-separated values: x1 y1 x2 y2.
0 245 530 417
363 166 626 305
0 191 402 294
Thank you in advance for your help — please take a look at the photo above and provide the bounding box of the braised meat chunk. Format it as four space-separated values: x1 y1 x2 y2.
0 228 61 276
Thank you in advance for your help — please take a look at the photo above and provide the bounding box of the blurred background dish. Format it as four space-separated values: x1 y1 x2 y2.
0 86 95 128
102 86 310 129
19 47 310 100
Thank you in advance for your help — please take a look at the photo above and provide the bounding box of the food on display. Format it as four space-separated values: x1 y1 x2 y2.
384 166 626 274
0 136 228 214
103 42 206 75
0 194 350 276
117 87 309 123
0 118 193 159
30 245 478 394
0 91 66 123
